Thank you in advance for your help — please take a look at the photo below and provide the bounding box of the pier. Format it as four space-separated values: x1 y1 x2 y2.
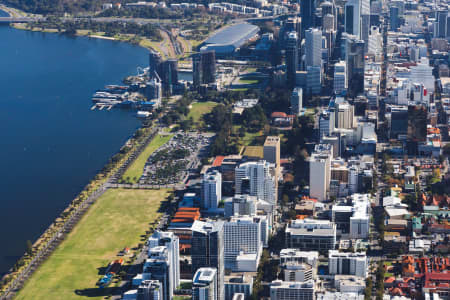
90 104 115 111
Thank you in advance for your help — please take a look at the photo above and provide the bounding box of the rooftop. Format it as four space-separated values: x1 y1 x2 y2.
204 23 259 47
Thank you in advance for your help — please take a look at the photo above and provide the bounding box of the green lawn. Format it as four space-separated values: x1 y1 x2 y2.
234 125 262 146
122 134 172 183
16 188 170 300
187 102 218 126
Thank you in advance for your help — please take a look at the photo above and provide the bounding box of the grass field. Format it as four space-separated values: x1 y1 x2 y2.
122 134 172 184
234 125 262 146
188 101 218 126
242 146 264 158
16 188 170 300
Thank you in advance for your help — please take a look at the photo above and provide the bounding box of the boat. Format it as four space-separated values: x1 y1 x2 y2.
137 111 151 118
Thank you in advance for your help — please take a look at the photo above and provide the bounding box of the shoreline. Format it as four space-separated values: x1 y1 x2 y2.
0 24 162 296
9 22 162 54
9 22 175 59
0 124 161 298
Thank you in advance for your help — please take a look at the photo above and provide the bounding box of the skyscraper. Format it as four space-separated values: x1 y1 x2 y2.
160 59 178 95
201 170 222 210
285 31 299 89
390 6 400 31
192 220 225 300
345 0 361 38
201 50 217 84
193 53 203 88
309 144 333 201
290 88 303 116
434 10 448 38
224 216 262 271
333 61 347 95
345 36 365 98
305 28 322 68
283 17 302 42
148 231 180 293
146 77 162 104
193 51 217 88
235 161 277 204
263 136 281 174
143 253 171 300
149 50 162 77
300 0 316 35
193 268 218 300
137 280 163 300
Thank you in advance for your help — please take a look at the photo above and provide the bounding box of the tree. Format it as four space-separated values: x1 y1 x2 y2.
26 240 33 256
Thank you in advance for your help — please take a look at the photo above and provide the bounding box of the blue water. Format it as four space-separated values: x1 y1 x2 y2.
0 24 148 274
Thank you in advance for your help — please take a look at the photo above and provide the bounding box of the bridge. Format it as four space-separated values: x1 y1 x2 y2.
0 17 39 23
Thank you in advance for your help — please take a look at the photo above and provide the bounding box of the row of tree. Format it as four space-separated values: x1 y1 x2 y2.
28 18 162 40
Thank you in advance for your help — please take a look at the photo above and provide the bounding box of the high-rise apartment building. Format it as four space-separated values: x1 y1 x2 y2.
136 280 162 300
202 171 222 210
235 161 277 204
270 280 315 300
193 268 218 300
309 144 333 201
224 216 262 271
148 231 180 292
328 250 368 278
143 253 171 300
263 136 281 177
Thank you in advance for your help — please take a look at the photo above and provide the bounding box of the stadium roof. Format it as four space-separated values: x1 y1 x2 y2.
204 23 259 47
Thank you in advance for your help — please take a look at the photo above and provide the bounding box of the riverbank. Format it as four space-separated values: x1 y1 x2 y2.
0 126 157 297
10 22 164 53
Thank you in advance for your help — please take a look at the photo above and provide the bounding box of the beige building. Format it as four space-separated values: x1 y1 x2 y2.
264 136 281 176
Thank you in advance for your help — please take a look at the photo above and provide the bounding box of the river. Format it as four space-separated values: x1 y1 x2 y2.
0 22 149 274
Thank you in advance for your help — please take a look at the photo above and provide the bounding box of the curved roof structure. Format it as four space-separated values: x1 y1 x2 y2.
204 23 259 48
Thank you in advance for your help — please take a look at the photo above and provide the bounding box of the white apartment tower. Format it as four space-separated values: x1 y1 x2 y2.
270 280 315 300
235 161 277 204
147 231 180 292
193 267 218 300
328 250 368 278
309 144 333 201
224 216 262 271
202 170 222 210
